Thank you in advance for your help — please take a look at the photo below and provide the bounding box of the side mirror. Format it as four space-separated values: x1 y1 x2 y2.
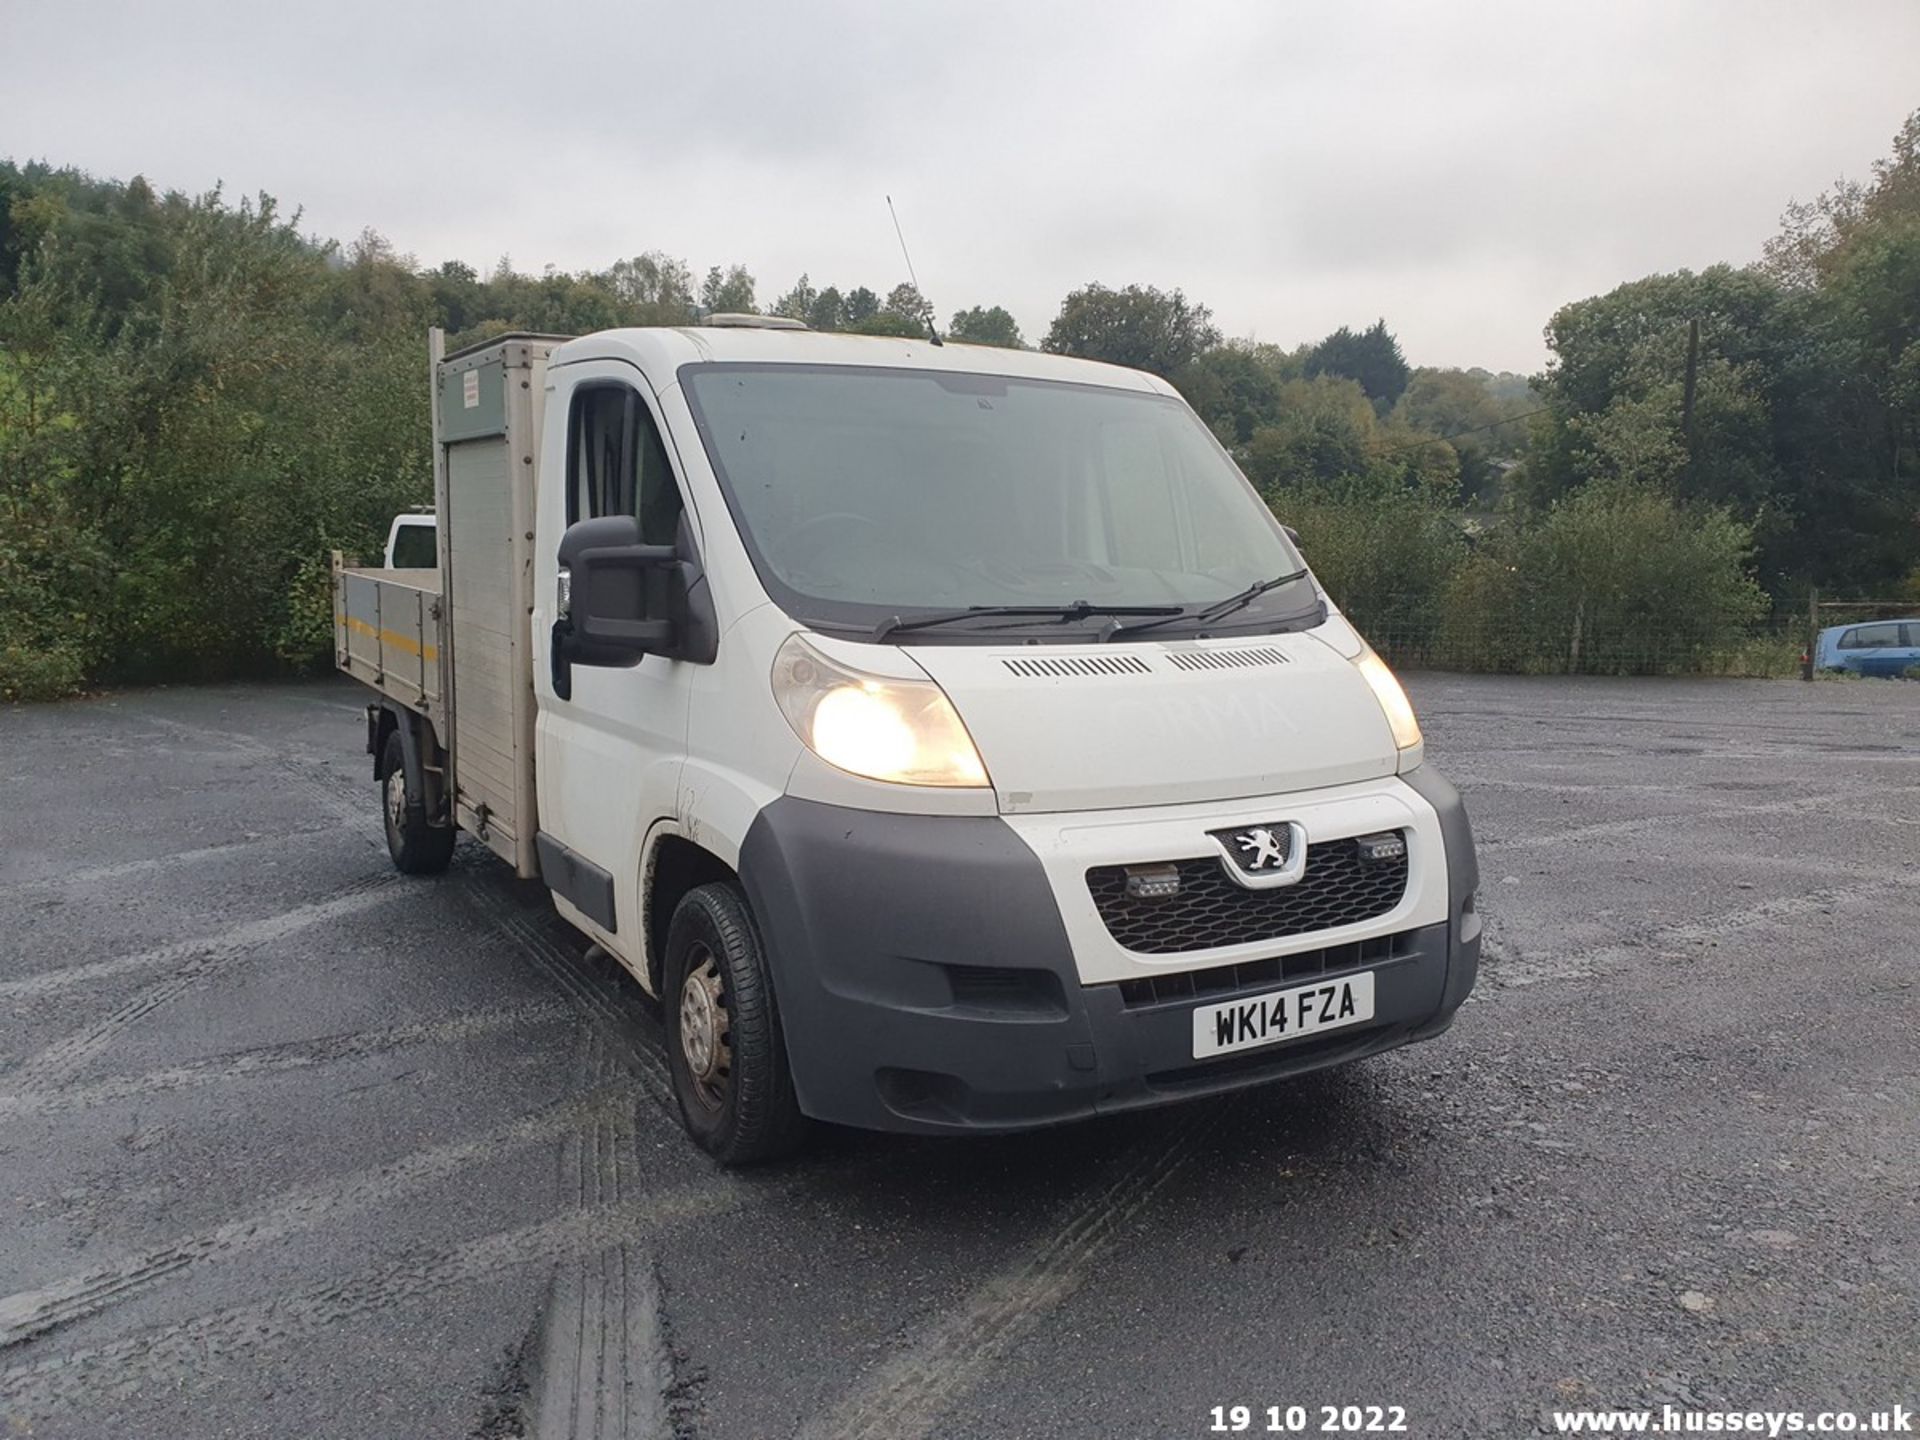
551 514 720 698
557 514 677 655
1282 524 1303 549
552 515 676 700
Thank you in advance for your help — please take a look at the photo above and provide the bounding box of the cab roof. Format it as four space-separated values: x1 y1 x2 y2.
548 325 1178 397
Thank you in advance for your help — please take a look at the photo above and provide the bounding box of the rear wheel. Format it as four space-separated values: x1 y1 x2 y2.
380 728 455 875
664 882 808 1165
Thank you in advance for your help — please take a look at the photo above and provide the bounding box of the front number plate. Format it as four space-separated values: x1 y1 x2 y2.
1191 971 1376 1060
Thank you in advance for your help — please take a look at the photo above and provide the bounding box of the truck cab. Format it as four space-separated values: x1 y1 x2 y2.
338 325 1480 1163
382 509 436 570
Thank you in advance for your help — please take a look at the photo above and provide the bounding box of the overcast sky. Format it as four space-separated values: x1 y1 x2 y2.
4 0 1915 371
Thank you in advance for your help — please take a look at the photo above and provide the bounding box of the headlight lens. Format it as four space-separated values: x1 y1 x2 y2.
1355 648 1422 753
772 634 990 787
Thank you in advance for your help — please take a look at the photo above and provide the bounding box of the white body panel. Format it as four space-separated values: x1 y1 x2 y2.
348 324 1447 1016
1001 774 1448 986
903 631 1400 814
531 357 693 974
518 328 1428 990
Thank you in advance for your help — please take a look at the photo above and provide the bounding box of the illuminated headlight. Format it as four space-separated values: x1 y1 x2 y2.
772 634 990 788
1354 647 1423 761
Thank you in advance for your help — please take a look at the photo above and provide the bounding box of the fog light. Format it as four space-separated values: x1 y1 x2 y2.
1354 831 1406 864
1124 864 1181 900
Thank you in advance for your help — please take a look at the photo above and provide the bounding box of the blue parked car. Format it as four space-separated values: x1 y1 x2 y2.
1813 618 1920 678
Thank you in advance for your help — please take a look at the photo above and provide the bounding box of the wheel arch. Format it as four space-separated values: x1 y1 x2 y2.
642 828 739 997
369 701 448 824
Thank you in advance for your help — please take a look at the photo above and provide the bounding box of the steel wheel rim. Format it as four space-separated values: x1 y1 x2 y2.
678 945 731 1111
385 768 408 832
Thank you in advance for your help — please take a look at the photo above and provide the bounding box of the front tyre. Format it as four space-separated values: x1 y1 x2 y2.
664 882 808 1165
380 729 455 875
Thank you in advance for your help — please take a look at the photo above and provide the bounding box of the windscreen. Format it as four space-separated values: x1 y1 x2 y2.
680 363 1310 636
389 521 437 570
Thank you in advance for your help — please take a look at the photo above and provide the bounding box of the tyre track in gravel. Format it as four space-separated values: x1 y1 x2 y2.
0 1181 746 1422
515 1029 677 1440
0 821 362 895
124 707 680 1112
0 874 411 1095
526 1243 674 1440
460 877 678 1114
1486 868 1920 989
137 714 378 834
0 999 572 1123
795 1103 1236 1440
0 1085 640 1350
1474 780 1920 852
0 872 407 1008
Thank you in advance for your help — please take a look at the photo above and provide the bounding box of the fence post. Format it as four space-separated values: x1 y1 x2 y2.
1569 599 1584 675
1802 588 1818 681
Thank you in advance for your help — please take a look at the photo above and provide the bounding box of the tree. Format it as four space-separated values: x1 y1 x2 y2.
606 251 695 322
883 283 933 329
1763 110 1920 290
842 286 880 326
948 304 1023 348
1522 257 1909 592
807 285 845 332
1041 282 1221 377
771 272 818 322
846 309 925 338
1179 343 1285 444
1393 367 1536 504
1239 376 1379 491
1304 320 1410 410
700 263 756 314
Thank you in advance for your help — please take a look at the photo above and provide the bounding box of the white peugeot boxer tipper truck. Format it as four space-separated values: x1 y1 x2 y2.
333 322 1480 1164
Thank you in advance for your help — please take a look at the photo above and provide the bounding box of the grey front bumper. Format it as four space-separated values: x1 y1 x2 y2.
739 769 1479 1135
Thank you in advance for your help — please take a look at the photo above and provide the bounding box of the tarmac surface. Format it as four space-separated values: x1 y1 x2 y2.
0 673 1915 1439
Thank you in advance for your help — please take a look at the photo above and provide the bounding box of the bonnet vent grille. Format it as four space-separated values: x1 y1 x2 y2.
1001 654 1154 679
1164 646 1289 672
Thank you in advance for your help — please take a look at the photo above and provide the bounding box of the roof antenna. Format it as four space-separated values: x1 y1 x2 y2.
886 194 942 346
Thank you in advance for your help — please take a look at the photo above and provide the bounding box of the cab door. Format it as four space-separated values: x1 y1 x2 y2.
530 361 696 953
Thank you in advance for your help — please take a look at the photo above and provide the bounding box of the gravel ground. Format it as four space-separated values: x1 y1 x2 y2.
0 673 1915 1439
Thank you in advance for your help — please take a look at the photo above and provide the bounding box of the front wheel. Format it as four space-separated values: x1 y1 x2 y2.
664 882 808 1165
380 728 455 875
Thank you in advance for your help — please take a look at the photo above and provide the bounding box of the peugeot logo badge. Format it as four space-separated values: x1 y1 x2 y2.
1234 827 1288 871
1207 819 1309 890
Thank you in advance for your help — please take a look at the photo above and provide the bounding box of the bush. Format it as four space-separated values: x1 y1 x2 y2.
273 553 338 669
1436 480 1768 674
0 642 86 701
1265 474 1467 658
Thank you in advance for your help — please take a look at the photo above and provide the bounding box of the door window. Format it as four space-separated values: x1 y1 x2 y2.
1839 624 1901 649
567 384 684 545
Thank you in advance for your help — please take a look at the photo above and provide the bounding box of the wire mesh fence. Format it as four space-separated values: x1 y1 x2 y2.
1348 594 1811 678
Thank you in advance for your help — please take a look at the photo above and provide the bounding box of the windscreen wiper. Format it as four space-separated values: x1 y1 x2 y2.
871 600 1183 642
1103 567 1314 640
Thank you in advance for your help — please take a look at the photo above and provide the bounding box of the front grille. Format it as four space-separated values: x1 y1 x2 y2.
1116 931 1412 1009
1086 835 1409 955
